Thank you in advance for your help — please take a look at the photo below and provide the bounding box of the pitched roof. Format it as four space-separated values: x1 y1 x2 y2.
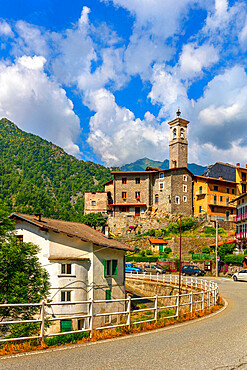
210 239 235 247
194 174 237 184
149 238 168 244
10 213 132 251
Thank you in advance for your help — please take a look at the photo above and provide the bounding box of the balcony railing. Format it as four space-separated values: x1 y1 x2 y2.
236 232 247 239
233 212 247 222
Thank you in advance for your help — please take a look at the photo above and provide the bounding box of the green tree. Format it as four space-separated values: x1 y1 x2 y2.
218 243 235 264
0 206 50 338
202 246 211 254
81 212 107 229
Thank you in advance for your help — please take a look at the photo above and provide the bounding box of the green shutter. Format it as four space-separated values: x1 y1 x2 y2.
159 245 163 252
104 259 106 277
112 259 118 276
60 320 72 332
105 289 111 300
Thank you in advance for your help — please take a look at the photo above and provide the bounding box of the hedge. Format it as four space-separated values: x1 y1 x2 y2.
224 254 244 265
126 256 158 262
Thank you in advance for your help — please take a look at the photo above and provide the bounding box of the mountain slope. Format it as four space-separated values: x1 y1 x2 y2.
120 158 207 175
0 118 111 221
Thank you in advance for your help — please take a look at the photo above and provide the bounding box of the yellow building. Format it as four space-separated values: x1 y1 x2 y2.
235 163 247 195
193 175 237 220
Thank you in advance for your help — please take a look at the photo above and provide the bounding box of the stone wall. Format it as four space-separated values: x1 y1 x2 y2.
84 192 108 214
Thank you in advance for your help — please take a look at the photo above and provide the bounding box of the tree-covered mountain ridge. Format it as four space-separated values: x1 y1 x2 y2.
120 157 207 175
0 118 112 222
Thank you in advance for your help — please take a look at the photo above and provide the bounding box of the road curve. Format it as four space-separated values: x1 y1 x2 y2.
1 278 247 370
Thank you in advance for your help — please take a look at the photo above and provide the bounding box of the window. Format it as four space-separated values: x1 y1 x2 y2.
60 320 72 332
122 192 127 200
226 197 229 205
183 185 187 192
183 196 187 202
160 173 164 179
199 206 202 213
135 178 140 184
78 319 85 330
159 182 164 190
232 189 235 195
214 195 217 205
227 188 230 194
122 178 127 184
135 191 140 200
91 200 96 206
220 196 223 202
104 259 118 277
119 205 129 212
183 175 187 181
61 291 71 302
155 195 159 204
105 289 111 300
211 206 215 212
242 172 246 181
175 196 180 204
199 186 202 194
173 128 177 139
213 185 218 191
61 263 72 275
242 184 246 193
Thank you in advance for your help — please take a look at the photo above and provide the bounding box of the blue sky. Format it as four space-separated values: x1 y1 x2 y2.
0 0 247 167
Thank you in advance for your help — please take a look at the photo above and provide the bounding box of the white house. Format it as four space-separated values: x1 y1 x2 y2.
10 213 132 333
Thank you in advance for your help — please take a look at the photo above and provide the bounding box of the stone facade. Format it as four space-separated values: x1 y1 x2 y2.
84 192 108 215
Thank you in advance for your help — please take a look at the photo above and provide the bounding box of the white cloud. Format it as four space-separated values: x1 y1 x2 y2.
179 43 219 78
0 56 81 155
86 88 169 166
0 21 13 37
191 65 247 156
239 19 247 48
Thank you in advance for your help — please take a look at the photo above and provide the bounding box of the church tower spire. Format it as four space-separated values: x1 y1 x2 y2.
168 110 189 169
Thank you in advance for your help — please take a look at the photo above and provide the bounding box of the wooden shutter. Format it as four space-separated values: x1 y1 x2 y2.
112 259 118 276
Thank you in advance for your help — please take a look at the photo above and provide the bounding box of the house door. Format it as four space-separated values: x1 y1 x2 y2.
135 207 140 216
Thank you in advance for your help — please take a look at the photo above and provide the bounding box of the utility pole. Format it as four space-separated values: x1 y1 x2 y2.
216 218 218 277
179 216 182 296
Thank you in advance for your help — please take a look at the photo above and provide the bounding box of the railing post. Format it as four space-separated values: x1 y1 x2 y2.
40 300 45 342
189 292 193 313
201 292 204 311
154 295 158 322
207 290 210 309
89 298 94 338
126 296 131 328
175 294 179 318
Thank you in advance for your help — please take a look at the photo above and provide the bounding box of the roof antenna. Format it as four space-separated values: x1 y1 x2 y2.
176 108 181 117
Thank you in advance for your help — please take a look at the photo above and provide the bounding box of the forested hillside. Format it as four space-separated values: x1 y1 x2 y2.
0 118 111 221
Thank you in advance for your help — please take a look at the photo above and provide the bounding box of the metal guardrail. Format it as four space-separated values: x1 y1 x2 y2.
0 274 219 343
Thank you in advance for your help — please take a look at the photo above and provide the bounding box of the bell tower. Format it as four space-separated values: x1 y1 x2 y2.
168 109 189 169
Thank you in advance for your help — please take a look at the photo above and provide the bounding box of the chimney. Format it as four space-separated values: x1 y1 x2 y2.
218 176 223 180
236 163 240 167
246 164 247 169
34 213 42 222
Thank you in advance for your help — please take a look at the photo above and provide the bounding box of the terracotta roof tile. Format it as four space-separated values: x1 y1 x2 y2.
10 213 132 252
149 238 168 244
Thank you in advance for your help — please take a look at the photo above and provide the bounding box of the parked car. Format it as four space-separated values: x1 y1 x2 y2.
181 265 205 276
125 263 142 273
233 269 247 281
144 264 165 274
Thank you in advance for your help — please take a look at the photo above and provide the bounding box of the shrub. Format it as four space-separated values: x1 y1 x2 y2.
139 250 146 257
45 331 89 346
204 226 216 235
202 246 211 254
125 256 158 262
155 229 163 238
164 247 172 254
148 229 155 236
145 249 153 256
244 249 247 255
224 254 244 265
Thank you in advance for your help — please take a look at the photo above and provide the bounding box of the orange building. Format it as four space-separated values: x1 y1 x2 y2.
193 175 237 220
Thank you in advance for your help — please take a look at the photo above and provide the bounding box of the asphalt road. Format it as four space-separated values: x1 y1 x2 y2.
1 278 247 370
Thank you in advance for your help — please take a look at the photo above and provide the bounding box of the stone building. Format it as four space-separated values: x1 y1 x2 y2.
84 110 193 217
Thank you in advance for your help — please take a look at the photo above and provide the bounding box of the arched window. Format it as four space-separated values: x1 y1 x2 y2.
173 128 177 139
181 128 184 138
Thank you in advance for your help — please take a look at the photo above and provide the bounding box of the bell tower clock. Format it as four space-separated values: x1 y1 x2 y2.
168 109 189 169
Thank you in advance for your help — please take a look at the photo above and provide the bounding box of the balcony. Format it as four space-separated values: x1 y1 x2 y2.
207 195 235 208
233 212 247 222
236 232 247 239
